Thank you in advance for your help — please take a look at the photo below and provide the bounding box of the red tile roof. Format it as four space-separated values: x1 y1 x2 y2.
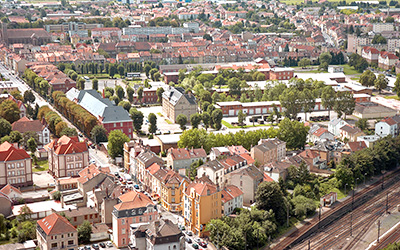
77 164 111 184
12 117 46 133
0 142 30 162
114 190 154 211
37 213 77 235
240 153 255 165
185 182 218 196
221 185 243 203
168 148 207 160
45 136 88 155
0 184 22 196
346 141 367 152
263 173 274 182
313 127 329 137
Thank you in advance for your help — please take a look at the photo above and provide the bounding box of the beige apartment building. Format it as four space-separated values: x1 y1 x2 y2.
0 142 33 187
162 87 198 123
45 136 89 178
251 138 286 165
36 213 78 250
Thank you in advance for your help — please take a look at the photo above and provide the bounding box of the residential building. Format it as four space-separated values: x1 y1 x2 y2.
162 87 198 123
133 150 164 184
378 51 399 70
361 46 380 64
0 184 22 201
375 115 400 137
5 94 26 118
0 141 32 187
251 138 286 165
228 165 263 204
130 219 185 250
328 118 348 137
166 147 207 170
0 81 18 94
112 190 159 248
221 185 243 215
183 181 222 236
197 155 248 187
36 213 78 250
0 192 12 216
160 170 188 213
63 206 101 227
0 24 51 45
308 126 334 142
357 135 381 148
339 125 365 142
12 117 50 145
344 141 367 153
373 23 394 33
297 149 327 169
67 89 134 138
45 136 89 178
264 161 291 182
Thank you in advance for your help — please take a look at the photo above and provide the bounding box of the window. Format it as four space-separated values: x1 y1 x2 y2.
68 240 74 245
51 243 57 248
122 228 125 234
84 215 88 220
121 219 125 225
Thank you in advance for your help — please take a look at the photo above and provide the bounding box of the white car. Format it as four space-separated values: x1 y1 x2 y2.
106 241 113 247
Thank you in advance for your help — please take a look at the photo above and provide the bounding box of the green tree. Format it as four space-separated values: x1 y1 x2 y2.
190 113 202 129
300 89 315 121
91 125 108 144
186 159 203 180
202 112 210 130
118 101 131 111
107 130 130 159
137 87 144 103
360 70 376 87
321 86 336 118
109 64 116 78
374 74 388 93
60 127 78 137
126 86 134 103
255 181 287 225
144 64 152 77
53 191 61 201
355 118 368 131
176 114 188 131
10 131 22 143
211 109 223 130
291 195 317 218
372 34 387 44
298 58 311 68
334 92 355 119
130 108 144 132
279 89 301 120
117 64 125 76
238 110 246 124
394 74 400 98
0 100 21 123
92 78 98 90
23 90 35 104
148 113 157 134
227 77 242 97
77 221 92 244
27 137 37 153
156 87 164 103
319 52 332 71
0 118 12 138
115 85 125 100
76 77 85 90
278 118 309 149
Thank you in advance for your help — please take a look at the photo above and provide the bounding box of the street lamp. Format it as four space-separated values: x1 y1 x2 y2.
364 173 367 186
345 183 348 194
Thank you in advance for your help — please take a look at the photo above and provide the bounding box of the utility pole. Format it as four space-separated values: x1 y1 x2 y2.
318 206 322 230
350 211 353 237
377 220 381 243
286 202 290 228
386 192 389 213
308 240 311 250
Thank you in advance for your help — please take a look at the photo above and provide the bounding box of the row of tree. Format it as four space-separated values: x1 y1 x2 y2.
24 69 51 98
178 118 309 152
51 91 98 136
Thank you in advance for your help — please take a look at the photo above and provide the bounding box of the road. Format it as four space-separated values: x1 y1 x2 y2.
0 62 118 173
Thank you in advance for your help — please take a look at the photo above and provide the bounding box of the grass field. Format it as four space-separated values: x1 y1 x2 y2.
33 160 49 172
385 95 400 100
343 64 360 75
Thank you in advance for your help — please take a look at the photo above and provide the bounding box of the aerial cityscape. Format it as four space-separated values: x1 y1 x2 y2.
1 0 400 249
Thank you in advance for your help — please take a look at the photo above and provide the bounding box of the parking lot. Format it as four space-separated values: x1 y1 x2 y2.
79 241 119 250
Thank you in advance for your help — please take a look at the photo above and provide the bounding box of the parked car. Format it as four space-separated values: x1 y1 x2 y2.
185 237 192 243
192 243 199 249
186 231 193 236
199 242 207 248
134 184 140 190
92 244 99 250
106 241 113 247
99 242 106 248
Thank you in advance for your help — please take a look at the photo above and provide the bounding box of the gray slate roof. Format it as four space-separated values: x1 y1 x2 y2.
76 89 131 123
162 87 197 106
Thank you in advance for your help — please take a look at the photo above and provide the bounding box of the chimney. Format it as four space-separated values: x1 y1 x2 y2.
92 187 95 194
61 195 64 209
102 88 105 98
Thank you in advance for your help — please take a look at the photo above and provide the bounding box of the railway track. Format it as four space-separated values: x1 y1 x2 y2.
369 223 400 250
272 168 400 250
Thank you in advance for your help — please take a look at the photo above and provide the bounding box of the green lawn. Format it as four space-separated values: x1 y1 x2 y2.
222 120 271 129
385 95 400 100
33 160 49 172
343 64 360 75
82 74 111 79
